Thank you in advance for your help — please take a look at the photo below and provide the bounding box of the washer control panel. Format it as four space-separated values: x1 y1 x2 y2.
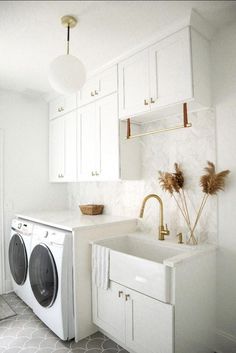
32 225 71 246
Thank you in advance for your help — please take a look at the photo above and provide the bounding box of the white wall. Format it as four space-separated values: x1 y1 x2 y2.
211 22 236 353
0 90 67 291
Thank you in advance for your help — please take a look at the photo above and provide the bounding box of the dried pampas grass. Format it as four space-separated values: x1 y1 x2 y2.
158 161 230 244
200 161 230 195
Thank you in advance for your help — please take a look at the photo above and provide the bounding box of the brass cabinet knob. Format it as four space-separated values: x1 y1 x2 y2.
125 294 130 301
144 99 149 106
118 291 123 298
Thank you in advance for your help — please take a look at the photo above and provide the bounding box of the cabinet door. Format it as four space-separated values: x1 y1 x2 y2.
96 66 117 100
49 94 77 119
49 96 65 119
78 66 117 107
49 117 64 182
125 288 174 353
149 28 193 109
78 104 100 180
92 281 126 343
64 111 77 181
98 94 119 180
78 77 97 107
118 49 150 119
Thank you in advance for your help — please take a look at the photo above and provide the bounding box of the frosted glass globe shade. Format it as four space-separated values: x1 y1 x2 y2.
49 54 86 95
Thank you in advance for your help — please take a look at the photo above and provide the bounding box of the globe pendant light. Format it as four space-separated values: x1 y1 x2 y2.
48 15 86 95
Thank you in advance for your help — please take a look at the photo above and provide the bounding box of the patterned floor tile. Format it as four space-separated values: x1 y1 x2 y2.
0 293 129 353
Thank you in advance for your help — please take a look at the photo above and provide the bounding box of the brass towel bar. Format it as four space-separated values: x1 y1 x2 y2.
126 103 192 139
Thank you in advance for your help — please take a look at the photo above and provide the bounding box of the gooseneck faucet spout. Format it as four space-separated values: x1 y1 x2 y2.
139 194 170 241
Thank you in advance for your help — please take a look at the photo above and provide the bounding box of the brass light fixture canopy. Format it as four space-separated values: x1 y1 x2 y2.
61 15 78 28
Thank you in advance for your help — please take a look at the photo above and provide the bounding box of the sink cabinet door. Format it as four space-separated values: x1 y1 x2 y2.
92 281 126 343
125 288 174 353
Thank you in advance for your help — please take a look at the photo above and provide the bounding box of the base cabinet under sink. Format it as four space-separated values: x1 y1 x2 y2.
92 281 174 353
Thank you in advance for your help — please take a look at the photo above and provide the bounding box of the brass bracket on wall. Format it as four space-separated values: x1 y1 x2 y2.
126 103 192 139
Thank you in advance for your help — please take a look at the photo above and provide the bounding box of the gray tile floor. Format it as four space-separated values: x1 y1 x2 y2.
0 293 128 353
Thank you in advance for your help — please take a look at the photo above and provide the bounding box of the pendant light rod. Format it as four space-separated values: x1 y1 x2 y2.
61 15 78 55
67 25 70 55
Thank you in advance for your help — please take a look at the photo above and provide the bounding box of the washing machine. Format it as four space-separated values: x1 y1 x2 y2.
9 219 34 307
29 223 74 340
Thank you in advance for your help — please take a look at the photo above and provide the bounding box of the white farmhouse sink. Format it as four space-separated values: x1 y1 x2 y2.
95 233 190 303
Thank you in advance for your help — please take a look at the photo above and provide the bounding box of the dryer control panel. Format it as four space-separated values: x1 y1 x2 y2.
11 219 34 236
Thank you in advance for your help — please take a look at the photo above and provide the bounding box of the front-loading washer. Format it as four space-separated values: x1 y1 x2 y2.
9 219 34 307
29 223 74 340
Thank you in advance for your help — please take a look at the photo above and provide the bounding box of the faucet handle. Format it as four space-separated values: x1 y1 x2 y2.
176 232 184 244
165 224 170 235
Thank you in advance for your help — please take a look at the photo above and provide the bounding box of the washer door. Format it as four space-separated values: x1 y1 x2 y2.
9 233 28 285
29 244 58 308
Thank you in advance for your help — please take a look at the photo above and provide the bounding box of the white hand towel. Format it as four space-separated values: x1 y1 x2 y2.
92 244 110 290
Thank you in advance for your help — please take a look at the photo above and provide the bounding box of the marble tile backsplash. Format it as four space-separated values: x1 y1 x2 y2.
67 110 217 243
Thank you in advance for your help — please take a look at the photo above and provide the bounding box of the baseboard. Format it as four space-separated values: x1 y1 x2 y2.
215 329 236 353
4 279 12 294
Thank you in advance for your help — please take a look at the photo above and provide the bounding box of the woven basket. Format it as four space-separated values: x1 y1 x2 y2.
79 204 104 215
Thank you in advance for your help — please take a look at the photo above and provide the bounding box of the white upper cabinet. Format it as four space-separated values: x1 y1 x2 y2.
78 103 100 180
118 49 150 117
78 66 118 107
149 28 192 109
49 111 77 182
78 94 119 181
49 94 77 120
118 27 210 121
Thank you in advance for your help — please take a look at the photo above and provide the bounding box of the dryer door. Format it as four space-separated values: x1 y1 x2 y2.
29 244 58 308
9 233 28 285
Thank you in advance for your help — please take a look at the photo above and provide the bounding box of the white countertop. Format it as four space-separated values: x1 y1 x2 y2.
17 210 137 232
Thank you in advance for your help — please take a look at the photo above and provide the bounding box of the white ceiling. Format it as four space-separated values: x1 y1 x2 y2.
0 1 236 97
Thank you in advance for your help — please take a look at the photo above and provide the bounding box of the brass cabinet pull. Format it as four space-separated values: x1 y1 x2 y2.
150 98 155 104
144 99 149 106
118 291 123 298
125 294 130 301
91 92 95 97
94 90 99 95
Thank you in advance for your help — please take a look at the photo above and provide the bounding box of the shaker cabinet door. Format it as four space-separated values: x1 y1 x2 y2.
49 117 65 182
125 288 174 353
92 281 126 343
78 103 100 180
118 49 150 119
49 111 77 182
149 28 193 109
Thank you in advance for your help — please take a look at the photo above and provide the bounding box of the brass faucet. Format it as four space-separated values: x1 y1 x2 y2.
139 194 170 240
